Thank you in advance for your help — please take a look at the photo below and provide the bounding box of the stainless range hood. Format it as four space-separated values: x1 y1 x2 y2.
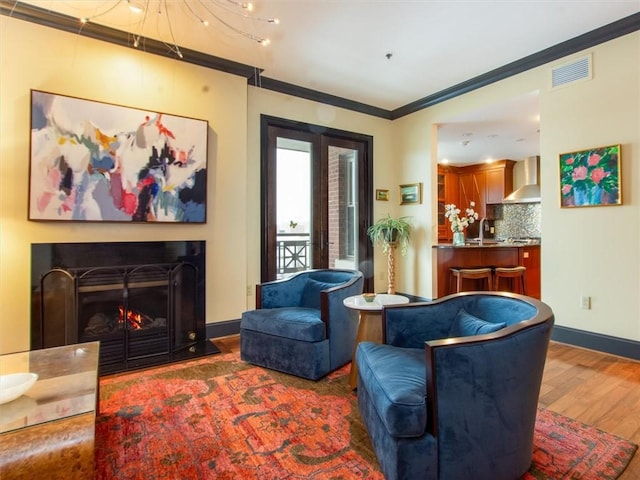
503 156 541 203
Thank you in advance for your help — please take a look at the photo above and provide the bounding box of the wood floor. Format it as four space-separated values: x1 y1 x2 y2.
212 335 640 478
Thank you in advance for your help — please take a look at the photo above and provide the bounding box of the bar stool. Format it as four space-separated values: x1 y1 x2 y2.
450 267 493 293
494 266 527 295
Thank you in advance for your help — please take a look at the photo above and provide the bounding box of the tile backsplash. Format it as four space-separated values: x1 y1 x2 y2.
493 203 541 239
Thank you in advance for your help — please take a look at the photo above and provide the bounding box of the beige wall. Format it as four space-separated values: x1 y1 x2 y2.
0 17 249 353
1 17 638 354
540 35 639 340
395 32 639 341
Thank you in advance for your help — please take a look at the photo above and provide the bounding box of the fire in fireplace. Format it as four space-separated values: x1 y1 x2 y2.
83 304 168 334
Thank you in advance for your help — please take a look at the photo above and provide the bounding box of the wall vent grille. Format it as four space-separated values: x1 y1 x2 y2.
551 55 592 89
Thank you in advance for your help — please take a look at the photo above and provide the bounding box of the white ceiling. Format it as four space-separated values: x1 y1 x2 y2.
16 0 639 164
437 90 541 165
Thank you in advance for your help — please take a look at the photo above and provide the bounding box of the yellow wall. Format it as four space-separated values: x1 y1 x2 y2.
1 16 638 354
395 32 639 341
0 17 249 353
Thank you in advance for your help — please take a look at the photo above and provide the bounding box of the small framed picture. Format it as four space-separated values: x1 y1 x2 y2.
375 189 389 201
400 183 422 205
559 144 621 208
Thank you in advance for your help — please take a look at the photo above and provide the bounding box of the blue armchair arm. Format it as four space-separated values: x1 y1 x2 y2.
257 273 308 309
321 273 363 335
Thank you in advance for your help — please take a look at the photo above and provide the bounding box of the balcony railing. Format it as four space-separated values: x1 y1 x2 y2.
277 233 310 276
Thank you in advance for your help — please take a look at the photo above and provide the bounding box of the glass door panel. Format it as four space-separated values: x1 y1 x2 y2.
328 146 358 271
276 138 312 277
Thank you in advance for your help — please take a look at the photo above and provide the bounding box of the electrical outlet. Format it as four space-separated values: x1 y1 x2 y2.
246 286 252 296
580 296 591 310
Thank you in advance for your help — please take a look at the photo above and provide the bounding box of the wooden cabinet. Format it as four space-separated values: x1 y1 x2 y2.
437 166 459 242
458 171 486 216
458 160 515 218
486 163 514 204
519 246 541 299
437 160 514 241
433 244 541 299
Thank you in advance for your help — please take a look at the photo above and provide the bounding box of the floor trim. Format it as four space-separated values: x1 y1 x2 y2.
551 325 640 361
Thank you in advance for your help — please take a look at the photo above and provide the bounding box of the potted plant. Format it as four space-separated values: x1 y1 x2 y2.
367 215 412 294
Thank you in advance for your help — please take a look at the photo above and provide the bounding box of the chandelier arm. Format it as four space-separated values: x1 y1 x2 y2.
77 0 122 33
132 0 150 47
205 0 278 25
183 0 207 26
197 0 268 43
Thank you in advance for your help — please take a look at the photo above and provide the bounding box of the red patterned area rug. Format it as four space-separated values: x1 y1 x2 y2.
96 353 637 480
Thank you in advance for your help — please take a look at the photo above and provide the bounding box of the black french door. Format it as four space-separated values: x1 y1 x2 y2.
260 115 373 292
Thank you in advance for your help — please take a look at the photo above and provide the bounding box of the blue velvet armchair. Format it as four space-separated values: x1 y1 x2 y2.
355 292 554 480
240 269 364 380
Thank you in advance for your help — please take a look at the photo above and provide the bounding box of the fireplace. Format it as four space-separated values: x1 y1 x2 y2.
31 241 218 374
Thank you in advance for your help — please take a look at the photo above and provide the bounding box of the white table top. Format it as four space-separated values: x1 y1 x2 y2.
343 293 410 311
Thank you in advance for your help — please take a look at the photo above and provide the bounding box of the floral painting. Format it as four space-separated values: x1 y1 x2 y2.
29 90 208 222
559 144 621 208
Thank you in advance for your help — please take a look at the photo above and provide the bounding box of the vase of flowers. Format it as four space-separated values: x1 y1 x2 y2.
444 202 479 246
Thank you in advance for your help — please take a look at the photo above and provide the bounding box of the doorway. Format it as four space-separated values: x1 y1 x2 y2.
260 115 373 291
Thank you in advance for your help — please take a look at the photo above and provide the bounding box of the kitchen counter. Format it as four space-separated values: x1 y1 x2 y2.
435 239 541 248
433 243 540 299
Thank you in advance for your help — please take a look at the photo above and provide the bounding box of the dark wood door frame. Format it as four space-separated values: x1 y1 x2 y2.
260 114 374 292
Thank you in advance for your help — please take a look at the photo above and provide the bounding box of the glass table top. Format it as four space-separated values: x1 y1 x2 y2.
0 342 99 434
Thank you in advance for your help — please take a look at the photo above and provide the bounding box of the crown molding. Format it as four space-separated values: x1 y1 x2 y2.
249 76 392 119
391 12 640 119
2 2 638 120
0 0 259 79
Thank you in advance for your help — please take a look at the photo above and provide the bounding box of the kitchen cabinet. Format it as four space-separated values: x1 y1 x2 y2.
519 245 541 299
437 160 514 241
458 160 515 218
458 171 486 217
486 163 514 204
437 166 459 242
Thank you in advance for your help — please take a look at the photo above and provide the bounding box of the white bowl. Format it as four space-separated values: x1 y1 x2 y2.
0 373 38 405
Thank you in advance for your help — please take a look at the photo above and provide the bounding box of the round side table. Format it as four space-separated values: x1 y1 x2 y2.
343 294 410 389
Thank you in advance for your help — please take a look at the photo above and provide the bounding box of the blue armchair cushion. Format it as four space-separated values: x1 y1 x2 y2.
300 279 340 309
241 307 325 342
449 308 506 337
356 342 427 438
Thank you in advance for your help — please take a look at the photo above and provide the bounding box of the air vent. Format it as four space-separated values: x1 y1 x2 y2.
551 54 592 89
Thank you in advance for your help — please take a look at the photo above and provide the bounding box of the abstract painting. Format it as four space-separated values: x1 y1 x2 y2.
29 90 209 222
559 144 621 208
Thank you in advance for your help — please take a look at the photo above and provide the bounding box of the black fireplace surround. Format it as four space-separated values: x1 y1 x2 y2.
31 241 218 374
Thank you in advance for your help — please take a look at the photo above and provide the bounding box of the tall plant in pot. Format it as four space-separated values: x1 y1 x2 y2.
367 215 412 294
